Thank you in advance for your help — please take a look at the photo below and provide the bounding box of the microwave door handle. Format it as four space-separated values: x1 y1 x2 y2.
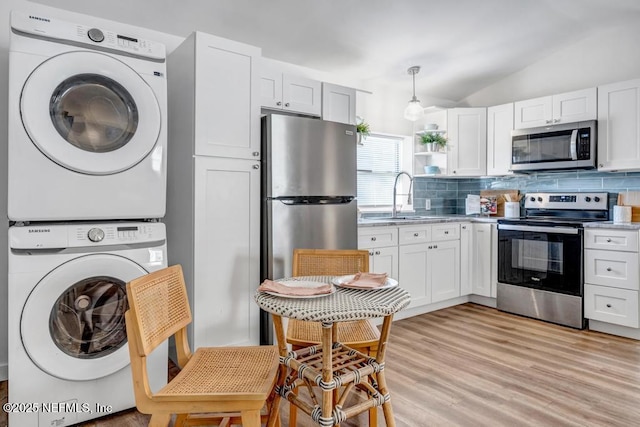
570 129 578 160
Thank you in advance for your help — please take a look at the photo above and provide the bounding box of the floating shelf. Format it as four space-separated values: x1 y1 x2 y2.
415 151 446 156
416 129 447 136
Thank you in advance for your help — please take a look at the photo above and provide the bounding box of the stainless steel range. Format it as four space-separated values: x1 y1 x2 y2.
497 192 609 329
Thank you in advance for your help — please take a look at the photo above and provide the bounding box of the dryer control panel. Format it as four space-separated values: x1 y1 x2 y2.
10 10 166 61
9 222 166 249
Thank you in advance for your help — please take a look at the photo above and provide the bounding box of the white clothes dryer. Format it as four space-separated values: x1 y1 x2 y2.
8 222 168 427
8 11 167 221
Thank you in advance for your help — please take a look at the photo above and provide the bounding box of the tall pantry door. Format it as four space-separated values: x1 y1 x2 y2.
193 156 260 347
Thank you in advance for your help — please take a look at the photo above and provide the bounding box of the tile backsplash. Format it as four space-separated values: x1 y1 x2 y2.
412 170 640 217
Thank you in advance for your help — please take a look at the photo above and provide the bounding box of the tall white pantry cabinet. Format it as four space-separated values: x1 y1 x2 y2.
166 32 261 349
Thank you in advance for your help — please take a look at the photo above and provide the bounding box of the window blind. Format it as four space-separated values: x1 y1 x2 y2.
357 134 402 207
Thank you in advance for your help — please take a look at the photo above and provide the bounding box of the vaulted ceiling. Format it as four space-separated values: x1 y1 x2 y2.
30 0 640 102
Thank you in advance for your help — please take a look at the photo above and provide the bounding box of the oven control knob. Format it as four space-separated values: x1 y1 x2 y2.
537 197 543 202
585 196 592 202
87 227 105 242
530 197 536 202
594 196 601 202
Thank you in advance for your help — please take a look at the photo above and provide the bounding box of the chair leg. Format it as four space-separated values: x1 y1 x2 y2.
289 398 298 426
148 413 171 427
174 414 188 427
240 409 261 427
368 406 378 427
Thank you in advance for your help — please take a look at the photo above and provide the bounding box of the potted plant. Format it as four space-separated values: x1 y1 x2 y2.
420 132 447 152
356 120 370 145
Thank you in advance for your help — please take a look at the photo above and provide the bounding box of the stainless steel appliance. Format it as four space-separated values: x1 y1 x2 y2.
497 192 609 329
260 114 358 343
510 120 596 172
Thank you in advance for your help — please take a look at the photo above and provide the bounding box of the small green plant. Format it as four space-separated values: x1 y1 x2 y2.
420 132 447 147
356 121 371 138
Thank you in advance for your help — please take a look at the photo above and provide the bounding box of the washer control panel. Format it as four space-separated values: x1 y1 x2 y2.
10 10 166 60
10 222 166 249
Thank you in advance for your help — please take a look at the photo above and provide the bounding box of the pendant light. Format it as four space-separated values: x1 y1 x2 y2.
404 66 424 121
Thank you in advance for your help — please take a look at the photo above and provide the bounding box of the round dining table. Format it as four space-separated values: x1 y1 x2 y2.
254 275 411 427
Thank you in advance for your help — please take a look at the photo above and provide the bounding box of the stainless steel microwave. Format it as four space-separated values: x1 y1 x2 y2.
510 120 596 172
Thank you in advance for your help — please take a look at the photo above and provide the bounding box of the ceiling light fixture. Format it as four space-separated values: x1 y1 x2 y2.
404 66 424 121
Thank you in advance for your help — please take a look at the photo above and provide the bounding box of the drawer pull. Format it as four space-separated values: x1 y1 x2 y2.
375 251 381 255
428 246 432 249
414 233 419 237
434 244 438 249
606 238 612 242
444 231 449 234
606 304 612 308
371 237 377 241
369 251 374 256
606 267 612 272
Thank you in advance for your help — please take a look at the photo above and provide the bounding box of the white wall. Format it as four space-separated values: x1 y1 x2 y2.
461 24 640 107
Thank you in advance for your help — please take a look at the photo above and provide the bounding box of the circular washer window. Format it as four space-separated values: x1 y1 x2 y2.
50 276 128 359
50 74 139 153
21 254 147 381
20 51 161 175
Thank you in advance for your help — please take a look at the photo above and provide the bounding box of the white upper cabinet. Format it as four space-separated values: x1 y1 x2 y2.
193 32 261 159
597 79 640 172
321 82 356 125
260 62 321 116
486 102 514 176
447 107 487 176
514 87 596 129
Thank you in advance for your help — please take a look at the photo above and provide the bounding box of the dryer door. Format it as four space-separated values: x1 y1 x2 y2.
20 51 161 175
21 254 147 381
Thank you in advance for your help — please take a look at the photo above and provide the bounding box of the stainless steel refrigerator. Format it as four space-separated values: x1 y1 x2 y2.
260 114 358 343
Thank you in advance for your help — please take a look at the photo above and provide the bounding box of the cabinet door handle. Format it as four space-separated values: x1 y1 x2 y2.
414 233 419 237
444 231 449 234
606 304 612 308
285 102 290 107
369 251 374 256
599 163 604 168
452 170 457 174
375 250 381 255
276 101 282 106
371 237 377 241
252 164 260 169
462 226 467 230
545 119 552 124
428 246 432 249
606 238 612 242
553 118 560 123
252 151 260 157
434 244 438 249
606 267 612 272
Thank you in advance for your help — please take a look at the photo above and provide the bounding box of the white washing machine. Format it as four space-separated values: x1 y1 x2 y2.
8 222 168 427
8 10 167 221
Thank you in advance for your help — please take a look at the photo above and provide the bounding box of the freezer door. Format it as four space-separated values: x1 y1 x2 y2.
265 199 357 281
265 114 357 197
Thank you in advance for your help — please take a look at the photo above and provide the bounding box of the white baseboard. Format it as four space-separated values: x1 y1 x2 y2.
0 363 7 381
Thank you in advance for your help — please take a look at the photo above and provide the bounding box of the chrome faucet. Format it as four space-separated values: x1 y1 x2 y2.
392 171 413 218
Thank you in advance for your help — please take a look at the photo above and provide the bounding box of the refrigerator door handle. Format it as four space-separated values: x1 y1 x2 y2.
273 196 355 205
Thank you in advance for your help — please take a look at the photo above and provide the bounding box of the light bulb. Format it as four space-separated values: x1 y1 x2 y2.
404 100 424 121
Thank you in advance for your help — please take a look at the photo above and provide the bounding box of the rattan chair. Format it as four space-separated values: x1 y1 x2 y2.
125 265 280 427
286 249 380 426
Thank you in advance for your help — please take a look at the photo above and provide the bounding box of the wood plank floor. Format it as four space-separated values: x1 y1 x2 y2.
2 303 640 426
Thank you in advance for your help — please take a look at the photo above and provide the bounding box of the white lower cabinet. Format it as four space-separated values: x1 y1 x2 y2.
471 223 492 297
398 223 460 307
460 223 472 296
584 228 640 330
358 226 399 279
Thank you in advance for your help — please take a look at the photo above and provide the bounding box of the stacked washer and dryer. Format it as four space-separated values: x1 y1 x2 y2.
7 11 169 426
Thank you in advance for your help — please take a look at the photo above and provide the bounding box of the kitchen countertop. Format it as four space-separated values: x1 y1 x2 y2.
358 215 500 227
583 221 640 230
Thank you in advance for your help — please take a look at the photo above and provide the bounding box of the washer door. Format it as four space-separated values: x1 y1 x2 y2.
20 51 161 175
21 254 147 381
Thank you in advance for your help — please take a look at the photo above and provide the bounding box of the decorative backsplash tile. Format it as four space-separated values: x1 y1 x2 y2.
413 170 640 217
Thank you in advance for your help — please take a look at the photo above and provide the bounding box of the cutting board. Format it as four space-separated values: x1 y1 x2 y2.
480 189 520 217
617 192 640 222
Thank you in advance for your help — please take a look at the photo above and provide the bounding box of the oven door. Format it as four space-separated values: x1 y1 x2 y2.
498 224 583 296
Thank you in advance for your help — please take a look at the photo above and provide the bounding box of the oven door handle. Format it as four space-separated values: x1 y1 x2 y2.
570 129 578 160
498 224 580 234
